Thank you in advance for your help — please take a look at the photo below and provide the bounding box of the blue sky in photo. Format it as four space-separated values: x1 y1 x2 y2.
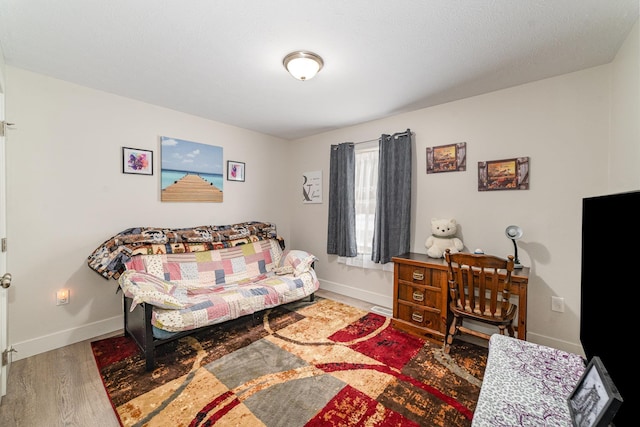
160 136 223 174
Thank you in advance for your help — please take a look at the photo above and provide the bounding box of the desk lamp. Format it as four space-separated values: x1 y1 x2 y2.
505 225 524 269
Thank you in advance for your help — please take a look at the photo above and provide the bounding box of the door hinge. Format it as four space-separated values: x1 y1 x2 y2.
0 121 15 137
1 238 6 252
2 347 17 366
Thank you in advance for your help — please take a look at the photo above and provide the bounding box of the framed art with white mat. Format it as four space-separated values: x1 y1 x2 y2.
568 356 623 427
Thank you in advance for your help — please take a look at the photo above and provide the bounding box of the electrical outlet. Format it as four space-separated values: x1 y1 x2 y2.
56 289 69 305
551 296 564 312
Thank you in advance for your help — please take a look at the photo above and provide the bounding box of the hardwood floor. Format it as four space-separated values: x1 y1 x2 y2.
0 332 122 427
0 290 379 426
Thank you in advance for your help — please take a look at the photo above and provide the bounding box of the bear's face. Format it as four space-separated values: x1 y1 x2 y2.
431 218 457 237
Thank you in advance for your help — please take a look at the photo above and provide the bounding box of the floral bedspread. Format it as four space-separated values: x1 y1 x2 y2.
472 334 585 426
87 221 279 280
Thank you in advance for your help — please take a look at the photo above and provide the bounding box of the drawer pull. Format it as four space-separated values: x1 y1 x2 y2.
412 291 424 302
411 312 424 323
412 271 424 281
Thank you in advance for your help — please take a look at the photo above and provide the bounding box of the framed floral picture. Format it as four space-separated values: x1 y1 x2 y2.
122 147 153 175
227 161 245 182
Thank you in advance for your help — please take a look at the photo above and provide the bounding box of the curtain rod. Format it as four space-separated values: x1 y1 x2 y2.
352 130 413 145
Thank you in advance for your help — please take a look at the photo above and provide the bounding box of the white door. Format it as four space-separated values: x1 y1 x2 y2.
0 85 10 402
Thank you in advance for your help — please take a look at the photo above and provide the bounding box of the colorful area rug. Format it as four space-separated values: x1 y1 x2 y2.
91 298 488 426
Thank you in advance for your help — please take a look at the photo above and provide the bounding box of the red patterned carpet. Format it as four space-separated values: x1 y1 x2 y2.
91 298 488 426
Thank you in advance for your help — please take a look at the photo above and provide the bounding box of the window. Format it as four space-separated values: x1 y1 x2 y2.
338 141 393 270
330 130 411 268
354 143 378 255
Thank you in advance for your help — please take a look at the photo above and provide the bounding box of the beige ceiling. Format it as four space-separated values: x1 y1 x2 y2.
0 0 638 140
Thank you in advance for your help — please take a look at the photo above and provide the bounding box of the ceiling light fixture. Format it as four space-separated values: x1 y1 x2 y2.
283 51 323 81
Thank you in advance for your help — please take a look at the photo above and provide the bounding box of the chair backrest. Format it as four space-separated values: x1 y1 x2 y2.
444 250 515 319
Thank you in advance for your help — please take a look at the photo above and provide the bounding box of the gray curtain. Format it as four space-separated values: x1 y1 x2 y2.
372 129 412 263
327 143 357 257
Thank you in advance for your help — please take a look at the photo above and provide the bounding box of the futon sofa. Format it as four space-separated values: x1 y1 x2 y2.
87 221 319 370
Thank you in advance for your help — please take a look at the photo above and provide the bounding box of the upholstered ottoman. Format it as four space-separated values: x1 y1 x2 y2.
473 334 585 426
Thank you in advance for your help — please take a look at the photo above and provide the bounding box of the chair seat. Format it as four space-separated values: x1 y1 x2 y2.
451 300 517 324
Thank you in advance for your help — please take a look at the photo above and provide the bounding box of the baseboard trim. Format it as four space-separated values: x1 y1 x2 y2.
319 278 393 309
319 278 584 356
9 285 586 361
526 332 585 357
11 315 123 362
12 279 390 361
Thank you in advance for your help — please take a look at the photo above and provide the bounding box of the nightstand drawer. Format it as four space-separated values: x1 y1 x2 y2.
397 282 440 306
397 301 441 330
397 263 428 284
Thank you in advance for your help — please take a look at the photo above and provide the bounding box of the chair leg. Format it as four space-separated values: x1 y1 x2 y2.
507 324 515 337
444 316 459 354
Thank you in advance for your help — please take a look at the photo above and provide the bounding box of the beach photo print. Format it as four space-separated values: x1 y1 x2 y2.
160 136 224 202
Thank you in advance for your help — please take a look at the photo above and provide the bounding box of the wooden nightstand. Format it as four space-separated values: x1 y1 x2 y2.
391 253 449 343
391 252 530 342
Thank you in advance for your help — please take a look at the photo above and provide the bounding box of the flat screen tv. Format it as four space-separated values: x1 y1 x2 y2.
581 190 637 426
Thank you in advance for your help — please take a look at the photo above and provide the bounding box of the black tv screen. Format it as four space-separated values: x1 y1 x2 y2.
581 190 637 426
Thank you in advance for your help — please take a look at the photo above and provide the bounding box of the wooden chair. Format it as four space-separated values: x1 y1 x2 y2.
444 249 516 354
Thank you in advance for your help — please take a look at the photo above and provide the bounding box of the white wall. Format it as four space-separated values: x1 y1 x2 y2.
4 68 291 360
0 41 5 88
609 20 640 192
288 20 639 355
3 18 638 360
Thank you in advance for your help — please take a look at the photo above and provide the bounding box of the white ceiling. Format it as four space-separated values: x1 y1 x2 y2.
0 1 638 140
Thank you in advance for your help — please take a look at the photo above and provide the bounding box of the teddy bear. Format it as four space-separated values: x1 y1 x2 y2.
425 218 464 258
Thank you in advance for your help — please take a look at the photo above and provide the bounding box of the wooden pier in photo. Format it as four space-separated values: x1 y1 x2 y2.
161 173 223 202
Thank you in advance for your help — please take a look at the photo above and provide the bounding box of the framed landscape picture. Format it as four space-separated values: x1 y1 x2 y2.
427 142 466 173
478 157 530 191
160 136 224 202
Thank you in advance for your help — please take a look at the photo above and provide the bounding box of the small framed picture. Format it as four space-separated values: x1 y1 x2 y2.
122 147 153 175
303 170 322 204
567 356 623 427
227 161 245 182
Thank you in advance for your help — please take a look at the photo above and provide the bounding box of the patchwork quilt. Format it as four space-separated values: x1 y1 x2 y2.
118 238 320 333
87 221 279 280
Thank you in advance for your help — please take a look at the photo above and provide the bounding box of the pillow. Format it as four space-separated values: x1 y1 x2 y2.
280 250 317 276
118 271 187 311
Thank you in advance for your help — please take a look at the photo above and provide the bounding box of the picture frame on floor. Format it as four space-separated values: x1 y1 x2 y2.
567 356 623 427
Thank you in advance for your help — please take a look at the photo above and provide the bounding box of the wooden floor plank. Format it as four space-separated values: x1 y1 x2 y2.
0 339 121 427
